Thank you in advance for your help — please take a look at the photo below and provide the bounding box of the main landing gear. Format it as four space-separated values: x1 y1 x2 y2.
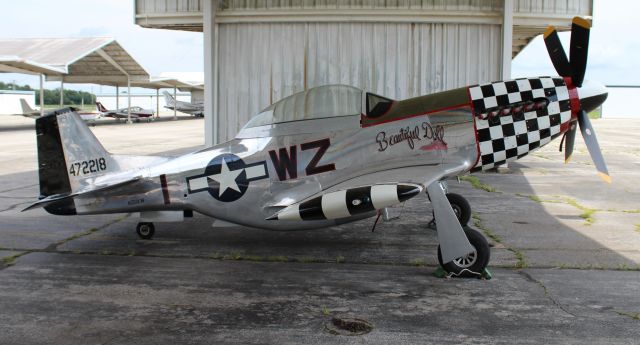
136 222 155 240
437 226 490 277
446 193 471 226
426 181 490 277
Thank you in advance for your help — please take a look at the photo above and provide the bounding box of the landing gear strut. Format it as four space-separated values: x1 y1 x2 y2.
437 226 490 277
428 192 472 228
136 222 155 240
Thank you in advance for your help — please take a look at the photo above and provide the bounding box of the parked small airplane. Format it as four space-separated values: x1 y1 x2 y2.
18 99 41 118
96 101 154 121
25 18 608 276
163 91 204 117
19 99 101 121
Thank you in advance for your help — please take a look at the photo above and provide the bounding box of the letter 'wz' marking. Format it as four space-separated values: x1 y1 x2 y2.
269 146 297 181
301 138 336 176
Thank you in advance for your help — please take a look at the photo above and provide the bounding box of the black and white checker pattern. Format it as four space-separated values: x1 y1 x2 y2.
469 77 572 170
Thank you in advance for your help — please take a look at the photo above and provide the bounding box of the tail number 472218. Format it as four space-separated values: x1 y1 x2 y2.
69 158 107 177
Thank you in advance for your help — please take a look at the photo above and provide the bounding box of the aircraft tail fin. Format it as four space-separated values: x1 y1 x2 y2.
95 101 109 113
20 98 36 114
162 91 175 107
35 108 120 215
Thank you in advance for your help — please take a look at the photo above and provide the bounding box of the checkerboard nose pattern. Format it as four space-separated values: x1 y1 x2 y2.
469 77 573 171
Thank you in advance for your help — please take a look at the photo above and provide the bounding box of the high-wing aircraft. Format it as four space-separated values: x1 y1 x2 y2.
25 18 608 276
95 101 155 121
163 90 204 117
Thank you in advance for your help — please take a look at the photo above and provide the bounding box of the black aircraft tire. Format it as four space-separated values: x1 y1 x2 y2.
136 222 155 240
446 193 471 226
437 227 490 277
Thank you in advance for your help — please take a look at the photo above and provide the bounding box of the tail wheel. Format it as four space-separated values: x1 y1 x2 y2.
437 227 490 277
446 193 471 226
136 222 155 240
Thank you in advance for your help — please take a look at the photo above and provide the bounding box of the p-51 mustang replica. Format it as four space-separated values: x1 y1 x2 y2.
25 18 608 275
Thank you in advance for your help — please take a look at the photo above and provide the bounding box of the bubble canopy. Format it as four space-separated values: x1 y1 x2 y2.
243 85 362 128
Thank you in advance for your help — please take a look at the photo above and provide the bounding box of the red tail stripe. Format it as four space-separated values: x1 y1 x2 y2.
160 174 170 205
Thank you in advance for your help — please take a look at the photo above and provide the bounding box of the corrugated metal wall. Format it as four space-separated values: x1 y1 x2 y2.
219 0 589 13
217 22 501 141
219 0 503 10
136 0 591 16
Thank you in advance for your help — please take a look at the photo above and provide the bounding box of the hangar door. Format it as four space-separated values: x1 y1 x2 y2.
216 22 502 142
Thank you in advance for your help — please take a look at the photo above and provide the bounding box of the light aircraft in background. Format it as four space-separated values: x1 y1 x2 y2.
18 99 101 121
25 17 609 276
95 101 154 121
18 99 41 118
163 90 204 117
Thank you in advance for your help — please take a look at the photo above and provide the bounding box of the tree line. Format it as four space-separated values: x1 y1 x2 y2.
0 81 95 105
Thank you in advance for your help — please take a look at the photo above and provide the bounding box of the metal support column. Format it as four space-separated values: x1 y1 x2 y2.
127 78 132 124
59 80 64 106
501 0 514 80
204 0 218 146
116 85 119 109
173 86 177 120
39 74 44 116
156 88 160 118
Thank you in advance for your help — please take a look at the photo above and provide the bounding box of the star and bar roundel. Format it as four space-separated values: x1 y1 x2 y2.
186 154 269 202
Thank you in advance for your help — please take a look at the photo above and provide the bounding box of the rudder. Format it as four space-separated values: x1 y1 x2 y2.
35 108 118 214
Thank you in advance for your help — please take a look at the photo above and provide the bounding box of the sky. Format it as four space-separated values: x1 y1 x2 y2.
0 0 637 93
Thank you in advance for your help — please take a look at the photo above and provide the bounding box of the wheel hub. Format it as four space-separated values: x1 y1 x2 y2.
139 225 150 236
453 248 478 268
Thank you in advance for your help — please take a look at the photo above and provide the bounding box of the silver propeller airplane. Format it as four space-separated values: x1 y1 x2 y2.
163 90 204 117
25 17 609 276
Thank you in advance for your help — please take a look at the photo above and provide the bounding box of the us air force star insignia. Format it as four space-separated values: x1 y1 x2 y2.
209 157 243 197
186 153 269 202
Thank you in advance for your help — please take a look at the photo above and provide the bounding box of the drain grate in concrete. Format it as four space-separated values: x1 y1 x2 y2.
324 317 373 336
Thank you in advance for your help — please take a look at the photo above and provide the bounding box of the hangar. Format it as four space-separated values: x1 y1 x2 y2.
134 0 593 146
0 37 149 117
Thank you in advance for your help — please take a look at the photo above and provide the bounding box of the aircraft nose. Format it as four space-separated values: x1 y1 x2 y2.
577 80 608 113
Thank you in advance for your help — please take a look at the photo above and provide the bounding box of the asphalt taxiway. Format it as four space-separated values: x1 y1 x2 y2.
0 118 639 344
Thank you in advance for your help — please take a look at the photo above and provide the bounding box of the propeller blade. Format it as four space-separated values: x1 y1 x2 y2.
564 122 577 163
569 17 591 87
577 110 611 183
543 26 572 78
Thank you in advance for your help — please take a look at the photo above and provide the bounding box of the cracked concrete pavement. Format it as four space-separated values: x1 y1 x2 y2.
0 117 639 344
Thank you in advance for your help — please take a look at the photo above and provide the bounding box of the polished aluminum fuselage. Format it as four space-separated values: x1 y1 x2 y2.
73 107 478 230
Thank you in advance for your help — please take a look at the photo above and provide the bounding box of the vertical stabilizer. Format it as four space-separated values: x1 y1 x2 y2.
20 98 36 114
35 108 119 214
163 91 176 107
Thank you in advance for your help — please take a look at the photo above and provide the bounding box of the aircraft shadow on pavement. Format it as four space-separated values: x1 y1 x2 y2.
0 160 634 271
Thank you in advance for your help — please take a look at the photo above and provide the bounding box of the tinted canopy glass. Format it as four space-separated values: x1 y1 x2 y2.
244 85 362 128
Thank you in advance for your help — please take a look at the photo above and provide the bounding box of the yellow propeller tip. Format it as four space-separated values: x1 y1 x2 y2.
598 172 612 184
564 157 572 164
543 26 556 39
573 17 591 29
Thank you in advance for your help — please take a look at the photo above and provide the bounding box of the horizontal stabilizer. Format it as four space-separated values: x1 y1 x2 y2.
23 176 141 212
267 183 422 221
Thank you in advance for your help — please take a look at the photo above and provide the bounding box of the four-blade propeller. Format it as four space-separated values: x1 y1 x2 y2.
544 17 611 183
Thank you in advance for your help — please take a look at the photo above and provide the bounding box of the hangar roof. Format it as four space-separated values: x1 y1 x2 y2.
134 77 204 91
0 37 149 86
134 0 593 58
